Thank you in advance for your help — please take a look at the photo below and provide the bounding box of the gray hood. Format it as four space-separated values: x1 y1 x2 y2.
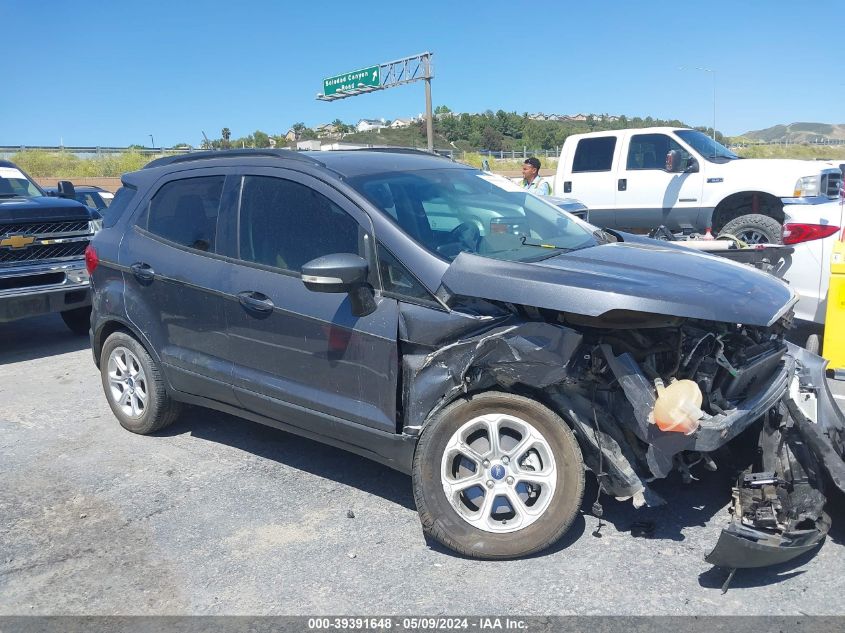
441 240 796 327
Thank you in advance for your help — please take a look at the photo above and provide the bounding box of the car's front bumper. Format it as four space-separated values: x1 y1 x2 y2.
0 260 91 323
782 195 842 206
705 344 845 571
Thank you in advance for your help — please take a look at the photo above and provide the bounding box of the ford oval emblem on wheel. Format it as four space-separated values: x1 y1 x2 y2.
490 464 506 480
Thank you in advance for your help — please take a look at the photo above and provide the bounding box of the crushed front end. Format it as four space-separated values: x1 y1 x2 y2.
570 316 845 572
704 344 844 571
402 247 845 576
402 298 845 574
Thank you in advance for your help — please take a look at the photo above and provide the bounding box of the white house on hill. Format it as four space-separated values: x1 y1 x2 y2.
356 119 388 133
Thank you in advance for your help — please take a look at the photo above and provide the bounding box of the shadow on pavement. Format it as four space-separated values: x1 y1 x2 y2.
0 314 90 365
698 551 812 590
581 468 735 544
158 405 417 511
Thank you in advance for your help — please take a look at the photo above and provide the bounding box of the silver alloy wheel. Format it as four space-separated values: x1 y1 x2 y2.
440 413 558 533
737 229 770 244
106 346 148 419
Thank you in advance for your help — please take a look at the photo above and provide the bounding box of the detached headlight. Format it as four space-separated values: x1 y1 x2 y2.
794 175 820 197
89 219 103 233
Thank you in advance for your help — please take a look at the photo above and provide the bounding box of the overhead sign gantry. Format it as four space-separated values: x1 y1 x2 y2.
317 52 434 151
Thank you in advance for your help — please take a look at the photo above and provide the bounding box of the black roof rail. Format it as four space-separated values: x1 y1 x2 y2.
339 146 449 158
143 148 324 170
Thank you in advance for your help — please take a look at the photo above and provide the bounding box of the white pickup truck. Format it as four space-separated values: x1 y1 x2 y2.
552 127 843 244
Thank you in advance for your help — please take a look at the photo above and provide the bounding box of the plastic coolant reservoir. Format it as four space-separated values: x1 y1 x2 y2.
650 379 704 434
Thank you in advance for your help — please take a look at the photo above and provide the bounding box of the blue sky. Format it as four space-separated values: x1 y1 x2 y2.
3 0 842 147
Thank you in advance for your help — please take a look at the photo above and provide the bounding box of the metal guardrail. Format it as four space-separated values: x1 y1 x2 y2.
2 139 841 161
0 145 559 162
0 146 192 156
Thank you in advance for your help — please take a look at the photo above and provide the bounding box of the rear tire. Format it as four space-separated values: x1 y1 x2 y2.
412 392 584 559
100 331 181 434
60 306 91 336
720 214 782 245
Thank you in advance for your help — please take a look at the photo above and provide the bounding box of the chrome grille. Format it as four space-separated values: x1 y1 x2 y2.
0 220 90 236
823 171 843 198
0 241 88 264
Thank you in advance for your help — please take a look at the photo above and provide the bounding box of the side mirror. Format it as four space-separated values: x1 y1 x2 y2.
685 156 699 173
57 180 77 199
664 150 685 173
301 253 375 316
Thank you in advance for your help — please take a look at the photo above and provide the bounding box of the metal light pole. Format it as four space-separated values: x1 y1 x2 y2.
697 67 716 140
149 134 155 149
423 53 434 152
679 66 716 140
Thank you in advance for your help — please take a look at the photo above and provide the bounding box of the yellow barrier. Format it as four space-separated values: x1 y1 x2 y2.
824 232 845 378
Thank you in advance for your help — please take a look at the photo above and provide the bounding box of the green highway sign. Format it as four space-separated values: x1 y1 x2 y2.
323 65 380 96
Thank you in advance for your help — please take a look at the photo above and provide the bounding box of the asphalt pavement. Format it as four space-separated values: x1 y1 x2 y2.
1 314 844 616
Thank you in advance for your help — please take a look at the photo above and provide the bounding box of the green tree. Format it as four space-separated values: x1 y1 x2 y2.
253 130 270 148
481 126 503 151
435 105 452 114
221 127 231 149
331 118 350 134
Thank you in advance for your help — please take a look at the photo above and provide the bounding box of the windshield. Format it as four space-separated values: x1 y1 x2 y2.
349 168 597 263
675 130 738 163
0 166 42 198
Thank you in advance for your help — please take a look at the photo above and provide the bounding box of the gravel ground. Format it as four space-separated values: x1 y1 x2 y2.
1 314 844 616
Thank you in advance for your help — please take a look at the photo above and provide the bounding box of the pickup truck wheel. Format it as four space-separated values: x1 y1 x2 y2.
720 214 782 244
60 306 91 335
412 392 584 559
100 331 181 434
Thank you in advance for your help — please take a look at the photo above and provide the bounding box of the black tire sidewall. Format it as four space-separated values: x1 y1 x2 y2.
100 332 163 434
721 214 782 244
413 393 584 559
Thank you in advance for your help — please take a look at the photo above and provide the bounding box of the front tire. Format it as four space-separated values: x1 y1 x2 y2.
412 392 584 559
720 214 782 244
100 331 181 434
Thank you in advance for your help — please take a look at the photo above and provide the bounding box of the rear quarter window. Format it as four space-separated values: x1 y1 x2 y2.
572 137 617 173
102 186 137 228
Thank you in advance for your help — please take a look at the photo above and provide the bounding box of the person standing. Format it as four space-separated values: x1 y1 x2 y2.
521 157 551 196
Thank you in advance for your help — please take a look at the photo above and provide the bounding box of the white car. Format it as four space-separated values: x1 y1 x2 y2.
780 199 844 324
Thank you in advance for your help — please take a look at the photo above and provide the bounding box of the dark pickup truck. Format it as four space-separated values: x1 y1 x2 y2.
0 160 98 334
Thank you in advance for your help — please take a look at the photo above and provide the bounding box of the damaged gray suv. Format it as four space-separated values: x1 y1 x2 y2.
88 149 845 573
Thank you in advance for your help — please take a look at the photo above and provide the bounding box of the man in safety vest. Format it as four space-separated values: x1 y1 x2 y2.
521 157 551 195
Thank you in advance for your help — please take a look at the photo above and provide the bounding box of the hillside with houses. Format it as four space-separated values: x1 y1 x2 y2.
200 109 710 152
267 110 689 153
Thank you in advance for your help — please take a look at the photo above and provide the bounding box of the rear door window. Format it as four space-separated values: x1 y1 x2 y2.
142 176 225 252
572 137 616 172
